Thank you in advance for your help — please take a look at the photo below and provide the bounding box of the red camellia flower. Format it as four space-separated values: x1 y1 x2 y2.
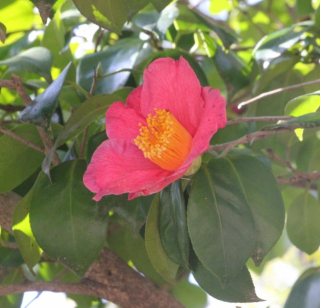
83 57 227 201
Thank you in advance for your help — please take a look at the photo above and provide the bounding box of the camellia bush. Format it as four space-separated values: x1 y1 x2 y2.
1 0 320 307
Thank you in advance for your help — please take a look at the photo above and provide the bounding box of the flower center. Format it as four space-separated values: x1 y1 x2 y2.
134 108 192 171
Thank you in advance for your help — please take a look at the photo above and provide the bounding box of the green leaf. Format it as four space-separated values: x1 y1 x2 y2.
42 9 75 73
315 5 320 28
12 187 42 272
0 47 53 83
202 34 250 99
188 161 256 285
284 267 320 308
112 195 153 235
87 131 108 163
287 192 320 255
0 124 45 194
72 0 150 34
30 160 108 276
145 194 179 284
29 0 58 23
72 0 126 33
151 0 172 12
296 0 314 18
77 38 144 95
0 22 6 44
209 0 232 13
172 278 207 308
191 252 261 303
223 155 285 266
175 6 237 49
0 248 24 267
19 62 72 131
159 180 189 267
285 92 320 140
107 223 167 286
41 92 123 176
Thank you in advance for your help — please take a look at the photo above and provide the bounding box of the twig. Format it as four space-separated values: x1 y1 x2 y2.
1 75 61 166
277 176 318 190
0 104 24 113
226 116 293 125
0 127 45 154
265 148 314 179
207 128 295 156
239 79 320 108
140 29 163 51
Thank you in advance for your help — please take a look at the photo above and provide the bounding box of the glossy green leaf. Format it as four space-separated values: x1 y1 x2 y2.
42 9 74 72
108 223 167 286
19 62 71 131
30 0 58 23
30 160 108 276
175 6 237 49
284 267 320 308
159 180 189 267
0 47 53 83
77 39 144 95
112 195 153 235
12 187 42 272
202 34 250 99
172 278 207 308
72 0 150 34
0 22 6 44
0 124 45 194
285 92 320 140
191 252 261 303
151 0 172 12
223 154 285 266
287 192 320 255
188 161 256 285
0 247 24 267
296 0 314 18
145 194 179 284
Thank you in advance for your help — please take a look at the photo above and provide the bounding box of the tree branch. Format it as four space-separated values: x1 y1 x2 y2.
238 79 320 108
0 192 185 308
226 116 293 125
0 104 24 113
0 127 45 154
0 76 61 166
207 128 294 156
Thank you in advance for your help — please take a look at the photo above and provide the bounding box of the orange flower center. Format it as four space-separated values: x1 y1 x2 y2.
134 108 192 171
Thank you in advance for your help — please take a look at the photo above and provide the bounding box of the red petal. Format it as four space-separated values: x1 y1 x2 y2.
106 101 146 141
127 85 143 110
140 57 203 136
192 87 227 154
83 139 171 201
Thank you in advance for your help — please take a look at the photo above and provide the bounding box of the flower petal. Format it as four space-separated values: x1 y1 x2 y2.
106 101 146 141
141 57 203 136
126 85 143 110
83 139 171 201
192 87 227 154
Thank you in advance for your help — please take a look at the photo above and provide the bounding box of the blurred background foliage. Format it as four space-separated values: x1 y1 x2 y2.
1 0 320 308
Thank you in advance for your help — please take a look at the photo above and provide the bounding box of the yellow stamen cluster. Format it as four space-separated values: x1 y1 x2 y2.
134 108 192 171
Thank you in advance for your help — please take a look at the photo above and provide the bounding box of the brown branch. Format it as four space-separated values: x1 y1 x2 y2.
227 116 293 125
207 128 294 156
0 127 45 154
0 104 24 113
0 75 61 166
239 79 320 108
0 192 185 308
